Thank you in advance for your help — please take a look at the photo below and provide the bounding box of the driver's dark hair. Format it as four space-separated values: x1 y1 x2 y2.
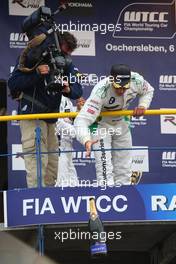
59 32 77 51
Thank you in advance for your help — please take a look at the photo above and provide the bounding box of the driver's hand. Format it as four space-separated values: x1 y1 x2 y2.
85 140 98 158
133 106 146 116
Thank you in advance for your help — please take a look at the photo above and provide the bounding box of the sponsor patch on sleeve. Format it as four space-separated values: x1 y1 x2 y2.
87 108 95 114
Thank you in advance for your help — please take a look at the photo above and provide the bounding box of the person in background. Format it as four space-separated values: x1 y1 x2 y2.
55 97 85 187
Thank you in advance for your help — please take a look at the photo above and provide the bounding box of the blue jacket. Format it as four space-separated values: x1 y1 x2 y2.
8 62 83 123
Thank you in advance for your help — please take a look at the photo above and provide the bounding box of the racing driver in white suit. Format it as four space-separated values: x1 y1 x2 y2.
55 96 78 187
74 64 154 186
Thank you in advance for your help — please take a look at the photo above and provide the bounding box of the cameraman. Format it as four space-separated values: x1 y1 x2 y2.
8 32 83 188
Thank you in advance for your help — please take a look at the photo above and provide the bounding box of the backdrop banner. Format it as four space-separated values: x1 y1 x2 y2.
0 0 176 188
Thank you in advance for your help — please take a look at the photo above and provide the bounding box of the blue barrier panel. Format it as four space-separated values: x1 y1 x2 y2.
3 184 176 227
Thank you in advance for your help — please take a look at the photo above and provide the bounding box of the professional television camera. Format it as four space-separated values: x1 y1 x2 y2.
18 4 72 93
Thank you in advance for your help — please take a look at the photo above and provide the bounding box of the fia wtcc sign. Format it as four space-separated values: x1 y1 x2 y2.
4 184 176 227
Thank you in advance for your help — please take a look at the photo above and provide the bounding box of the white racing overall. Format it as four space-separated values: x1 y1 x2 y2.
74 72 154 185
55 97 78 187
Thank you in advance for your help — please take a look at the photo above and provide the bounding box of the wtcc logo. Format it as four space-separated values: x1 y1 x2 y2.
113 2 174 39
124 11 168 23
162 152 176 168
159 75 176 90
73 151 95 167
73 151 94 159
10 32 28 49
160 113 176 134
162 152 176 160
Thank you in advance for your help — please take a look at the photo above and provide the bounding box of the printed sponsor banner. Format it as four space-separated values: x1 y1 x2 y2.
9 0 45 16
71 31 95 56
113 1 175 39
2 0 176 188
160 112 176 134
12 144 25 171
130 116 147 128
59 0 93 16
4 184 176 227
11 144 148 172
131 147 149 172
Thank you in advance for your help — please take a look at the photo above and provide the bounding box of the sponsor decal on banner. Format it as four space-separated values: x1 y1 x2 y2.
130 116 147 128
159 75 176 91
4 184 176 227
73 151 95 167
71 31 95 56
12 144 25 171
9 32 28 49
67 1 92 8
11 144 148 171
113 1 175 39
162 151 176 168
160 111 176 134
12 144 95 170
131 146 149 172
60 0 93 16
9 0 45 16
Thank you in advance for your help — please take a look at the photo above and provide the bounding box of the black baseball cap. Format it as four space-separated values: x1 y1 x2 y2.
110 64 131 88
